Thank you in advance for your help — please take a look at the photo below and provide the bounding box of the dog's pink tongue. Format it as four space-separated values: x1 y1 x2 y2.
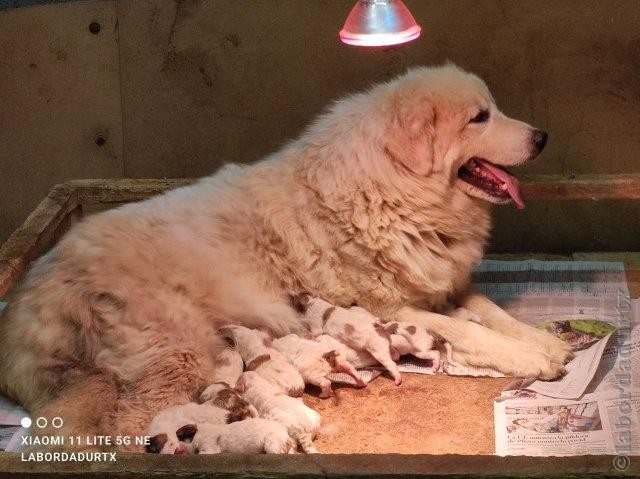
476 159 525 209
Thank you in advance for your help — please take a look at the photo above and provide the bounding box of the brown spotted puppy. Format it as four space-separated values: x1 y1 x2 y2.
209 346 244 386
293 295 401 385
381 321 444 370
271 334 366 398
199 346 245 410
218 325 305 396
146 402 231 454
199 382 259 421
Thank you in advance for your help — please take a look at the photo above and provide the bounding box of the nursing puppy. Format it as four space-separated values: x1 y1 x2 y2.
293 295 402 385
185 418 296 454
206 347 244 387
384 321 448 369
199 382 259 421
146 402 231 454
390 332 444 371
237 371 321 454
315 334 381 369
198 346 250 418
218 325 305 397
0 64 572 448
271 334 366 398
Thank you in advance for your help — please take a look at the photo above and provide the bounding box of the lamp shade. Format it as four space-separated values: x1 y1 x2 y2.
340 0 421 47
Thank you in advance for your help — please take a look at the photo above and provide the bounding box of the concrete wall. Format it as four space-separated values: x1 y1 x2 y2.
1 0 639 252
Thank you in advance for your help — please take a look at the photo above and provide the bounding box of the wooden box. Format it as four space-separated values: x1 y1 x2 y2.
0 177 638 478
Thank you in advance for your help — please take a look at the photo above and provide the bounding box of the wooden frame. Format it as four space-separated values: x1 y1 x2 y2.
1 175 639 477
0 452 635 478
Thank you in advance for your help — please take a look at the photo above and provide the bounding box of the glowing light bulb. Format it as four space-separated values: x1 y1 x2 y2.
340 0 421 47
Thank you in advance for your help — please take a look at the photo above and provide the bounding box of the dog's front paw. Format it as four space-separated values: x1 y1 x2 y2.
531 329 574 365
493 348 566 380
520 349 567 380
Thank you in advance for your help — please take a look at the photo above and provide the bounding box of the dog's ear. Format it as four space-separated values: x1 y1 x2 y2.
385 96 436 176
384 322 399 335
217 326 235 347
290 293 311 314
176 424 197 441
322 350 339 367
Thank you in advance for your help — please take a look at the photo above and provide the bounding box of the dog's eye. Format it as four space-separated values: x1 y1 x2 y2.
470 109 490 123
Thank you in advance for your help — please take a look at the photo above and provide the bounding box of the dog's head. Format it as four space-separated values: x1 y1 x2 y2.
381 64 546 208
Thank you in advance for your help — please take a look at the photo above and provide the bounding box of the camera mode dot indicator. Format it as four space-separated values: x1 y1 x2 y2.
20 417 32 428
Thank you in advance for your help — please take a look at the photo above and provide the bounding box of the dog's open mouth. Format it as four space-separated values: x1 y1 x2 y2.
457 157 525 209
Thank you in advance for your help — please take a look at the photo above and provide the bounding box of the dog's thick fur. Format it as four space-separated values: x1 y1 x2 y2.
0 64 572 450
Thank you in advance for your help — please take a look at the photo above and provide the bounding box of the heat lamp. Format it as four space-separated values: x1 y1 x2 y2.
340 0 421 47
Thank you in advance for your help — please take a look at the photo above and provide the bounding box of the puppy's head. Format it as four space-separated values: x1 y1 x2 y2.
381 64 546 209
146 432 184 455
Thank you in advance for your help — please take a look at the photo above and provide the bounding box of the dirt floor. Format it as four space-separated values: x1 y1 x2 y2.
303 373 512 455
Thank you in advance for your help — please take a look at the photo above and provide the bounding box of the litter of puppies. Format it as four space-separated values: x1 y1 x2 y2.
146 294 452 455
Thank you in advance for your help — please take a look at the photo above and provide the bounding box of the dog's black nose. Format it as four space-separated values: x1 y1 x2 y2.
532 130 548 153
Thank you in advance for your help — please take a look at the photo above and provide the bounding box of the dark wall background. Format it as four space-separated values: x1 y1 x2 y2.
1 0 639 253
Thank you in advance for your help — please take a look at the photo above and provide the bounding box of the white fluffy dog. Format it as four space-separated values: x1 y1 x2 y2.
0 64 572 450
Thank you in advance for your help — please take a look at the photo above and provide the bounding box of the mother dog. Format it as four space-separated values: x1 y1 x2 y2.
0 64 571 449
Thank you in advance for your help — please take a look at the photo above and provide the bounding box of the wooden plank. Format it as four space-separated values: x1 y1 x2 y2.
62 175 640 205
0 184 78 298
0 452 636 478
521 174 640 201
69 178 193 204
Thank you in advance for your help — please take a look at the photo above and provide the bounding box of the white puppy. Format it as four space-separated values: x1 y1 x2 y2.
237 371 321 453
146 402 230 454
186 418 297 454
293 295 401 385
219 325 305 396
272 334 366 398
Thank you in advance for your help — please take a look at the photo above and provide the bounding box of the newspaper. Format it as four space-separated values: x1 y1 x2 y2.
492 261 640 457
494 389 640 456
